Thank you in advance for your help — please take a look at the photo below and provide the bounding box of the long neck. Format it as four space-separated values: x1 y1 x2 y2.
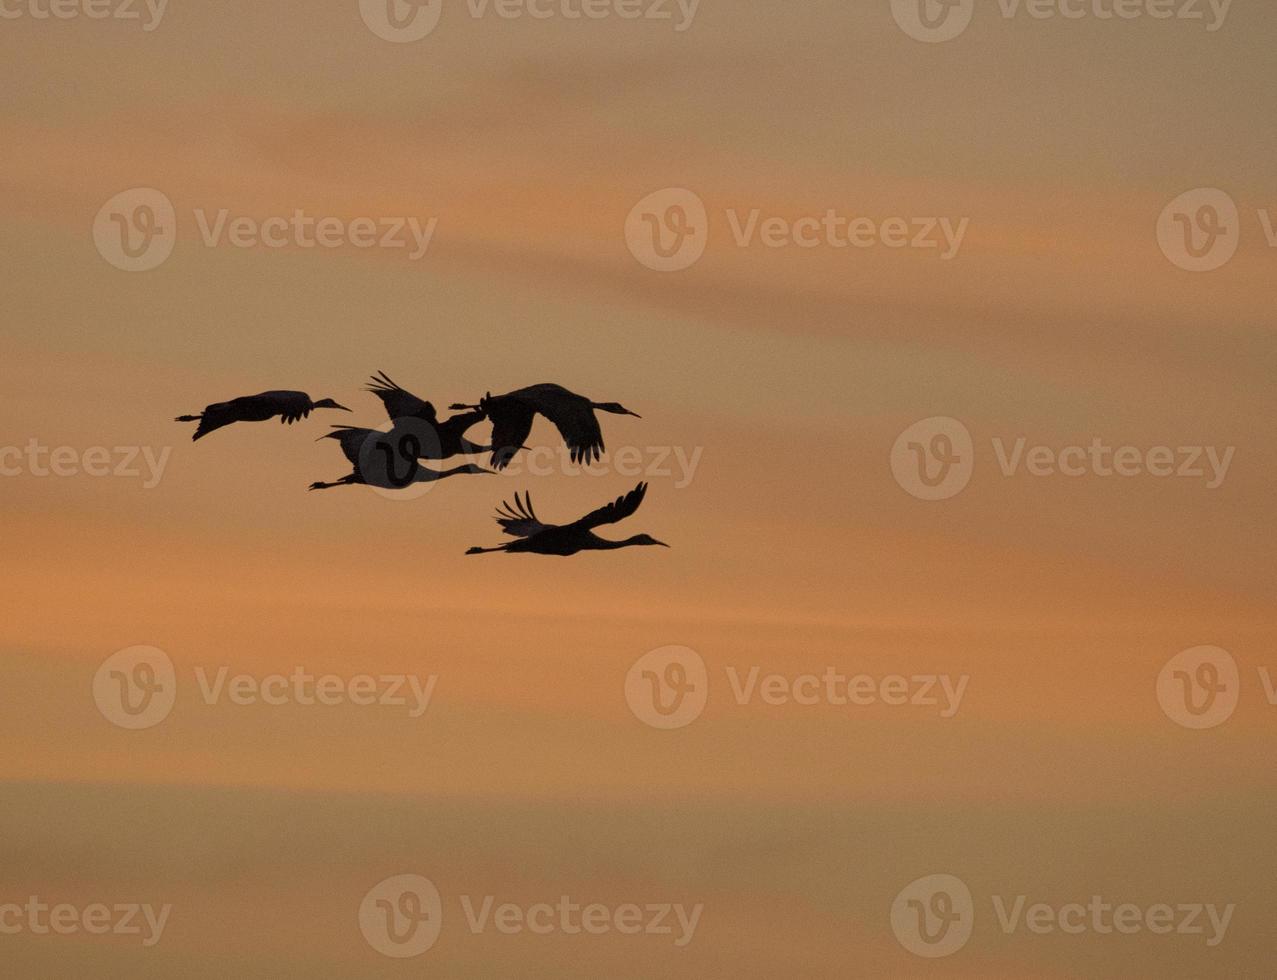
593 535 644 550
435 466 477 480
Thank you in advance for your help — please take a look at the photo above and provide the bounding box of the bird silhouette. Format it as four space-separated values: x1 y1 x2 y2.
176 390 350 441
364 371 489 459
309 425 491 491
450 383 640 470
466 482 668 556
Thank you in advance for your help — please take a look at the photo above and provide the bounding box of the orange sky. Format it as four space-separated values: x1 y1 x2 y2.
2 2 1275 977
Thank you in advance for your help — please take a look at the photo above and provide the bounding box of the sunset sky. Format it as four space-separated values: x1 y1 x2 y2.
2 2 1275 976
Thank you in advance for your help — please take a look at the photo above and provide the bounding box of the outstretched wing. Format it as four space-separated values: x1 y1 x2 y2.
366 371 437 423
509 384 603 465
494 491 547 538
570 482 648 531
437 408 486 440
488 402 535 470
322 425 376 467
239 390 313 424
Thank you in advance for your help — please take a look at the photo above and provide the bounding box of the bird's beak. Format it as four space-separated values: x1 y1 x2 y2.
654 539 670 548
333 403 353 412
628 410 643 418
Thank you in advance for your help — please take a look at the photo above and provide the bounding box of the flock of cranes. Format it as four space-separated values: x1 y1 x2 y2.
175 374 668 556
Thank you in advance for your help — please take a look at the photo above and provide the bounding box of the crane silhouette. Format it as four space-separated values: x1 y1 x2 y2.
176 390 350 441
309 425 490 491
466 482 668 556
450 383 640 470
364 371 489 459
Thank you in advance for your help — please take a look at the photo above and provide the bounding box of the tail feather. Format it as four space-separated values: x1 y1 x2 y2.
176 413 210 440
178 410 233 441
